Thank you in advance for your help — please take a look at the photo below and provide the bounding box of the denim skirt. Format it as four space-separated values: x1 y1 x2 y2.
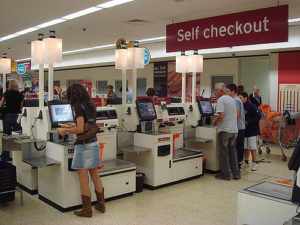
72 142 101 169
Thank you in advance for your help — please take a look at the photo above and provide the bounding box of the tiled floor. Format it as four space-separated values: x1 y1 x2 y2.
0 143 295 225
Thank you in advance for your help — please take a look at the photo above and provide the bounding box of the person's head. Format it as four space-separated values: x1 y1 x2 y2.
226 83 238 97
146 88 155 97
8 80 18 91
214 83 226 98
107 85 114 94
67 83 95 112
237 85 244 94
253 85 260 95
238 91 248 103
119 87 128 92
24 87 30 93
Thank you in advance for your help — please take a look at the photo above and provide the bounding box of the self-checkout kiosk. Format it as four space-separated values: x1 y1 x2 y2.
11 99 48 194
185 97 219 172
153 97 185 150
122 98 203 189
37 101 136 212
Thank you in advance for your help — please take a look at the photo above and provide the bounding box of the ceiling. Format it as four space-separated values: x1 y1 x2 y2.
0 0 298 61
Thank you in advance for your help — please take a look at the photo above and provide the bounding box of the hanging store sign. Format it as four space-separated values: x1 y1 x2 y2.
16 64 26 74
166 5 288 52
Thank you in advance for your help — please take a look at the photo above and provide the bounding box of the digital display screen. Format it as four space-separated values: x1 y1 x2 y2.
136 98 157 121
199 101 213 114
50 104 74 123
197 98 214 116
138 102 156 118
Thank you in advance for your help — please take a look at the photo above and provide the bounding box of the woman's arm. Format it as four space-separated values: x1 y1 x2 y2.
58 116 84 136
0 97 5 107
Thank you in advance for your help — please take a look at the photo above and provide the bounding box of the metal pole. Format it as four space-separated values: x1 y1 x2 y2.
39 64 44 107
182 72 186 104
122 68 127 105
132 68 137 104
3 73 6 92
48 64 54 101
192 72 196 104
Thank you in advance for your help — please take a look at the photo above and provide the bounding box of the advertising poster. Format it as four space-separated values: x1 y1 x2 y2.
154 62 168 97
167 62 200 102
31 79 39 93
279 83 300 113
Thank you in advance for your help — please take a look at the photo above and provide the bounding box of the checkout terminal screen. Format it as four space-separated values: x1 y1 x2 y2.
139 103 155 117
198 99 214 116
50 104 74 123
136 99 157 121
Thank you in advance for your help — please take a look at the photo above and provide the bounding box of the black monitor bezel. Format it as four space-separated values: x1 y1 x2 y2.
197 98 214 117
48 100 74 128
136 98 157 121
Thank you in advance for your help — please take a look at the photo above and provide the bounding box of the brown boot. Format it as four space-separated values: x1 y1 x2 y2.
95 189 105 213
74 195 92 218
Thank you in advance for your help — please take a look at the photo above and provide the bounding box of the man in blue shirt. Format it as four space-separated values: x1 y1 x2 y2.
119 87 132 104
227 84 246 171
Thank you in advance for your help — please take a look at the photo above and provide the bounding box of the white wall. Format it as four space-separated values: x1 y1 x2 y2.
269 53 279 111
200 58 239 97
45 63 154 94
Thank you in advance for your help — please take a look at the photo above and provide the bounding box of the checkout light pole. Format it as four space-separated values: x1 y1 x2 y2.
187 50 203 104
176 51 188 104
0 54 11 92
127 41 145 104
115 44 129 105
31 34 45 108
43 31 62 101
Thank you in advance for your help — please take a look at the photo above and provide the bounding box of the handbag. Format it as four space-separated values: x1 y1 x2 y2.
76 105 100 141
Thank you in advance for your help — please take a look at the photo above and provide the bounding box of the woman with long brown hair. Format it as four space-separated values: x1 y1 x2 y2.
58 83 105 217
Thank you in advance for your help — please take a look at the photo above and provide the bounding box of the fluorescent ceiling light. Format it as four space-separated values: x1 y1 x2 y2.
97 0 134 8
62 7 103 20
139 36 166 43
288 18 300 23
63 44 115 55
15 27 39 35
15 58 31 62
0 34 19 41
36 18 66 28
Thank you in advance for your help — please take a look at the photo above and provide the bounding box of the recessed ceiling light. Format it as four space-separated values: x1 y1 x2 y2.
0 34 19 41
36 19 66 28
97 0 134 9
15 27 39 35
62 7 103 20
288 18 300 23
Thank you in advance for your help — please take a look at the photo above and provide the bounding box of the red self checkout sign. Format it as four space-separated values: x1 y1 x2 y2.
166 5 288 52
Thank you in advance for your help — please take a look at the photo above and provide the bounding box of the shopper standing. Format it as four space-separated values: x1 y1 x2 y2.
213 83 240 180
58 84 105 218
107 85 117 98
249 85 262 107
238 92 262 171
0 80 24 161
119 87 132 104
227 84 246 170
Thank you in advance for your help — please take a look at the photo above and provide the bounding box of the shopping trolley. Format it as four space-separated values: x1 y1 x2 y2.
258 105 299 161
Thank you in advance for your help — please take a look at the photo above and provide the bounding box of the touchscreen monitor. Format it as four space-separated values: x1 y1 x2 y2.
48 100 74 128
136 98 157 121
197 98 214 116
